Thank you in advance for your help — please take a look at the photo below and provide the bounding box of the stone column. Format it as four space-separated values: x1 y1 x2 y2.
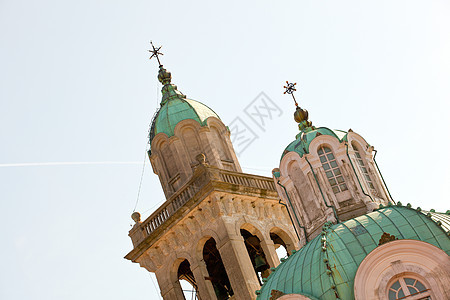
190 260 217 300
217 236 260 300
259 238 280 269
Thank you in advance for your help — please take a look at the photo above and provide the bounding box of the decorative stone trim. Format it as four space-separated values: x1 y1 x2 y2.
354 239 450 300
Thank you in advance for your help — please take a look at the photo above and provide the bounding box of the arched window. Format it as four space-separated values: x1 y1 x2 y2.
318 146 347 194
352 143 377 194
388 276 431 300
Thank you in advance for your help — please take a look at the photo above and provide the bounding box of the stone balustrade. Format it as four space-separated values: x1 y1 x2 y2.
139 166 276 238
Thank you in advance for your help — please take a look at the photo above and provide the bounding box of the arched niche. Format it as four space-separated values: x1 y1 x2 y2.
174 119 203 165
279 151 303 179
210 126 232 160
346 131 370 153
207 117 237 170
354 239 450 300
284 159 321 223
206 117 228 135
150 131 170 156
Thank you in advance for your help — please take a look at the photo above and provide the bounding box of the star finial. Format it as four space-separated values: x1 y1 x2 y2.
148 41 163 67
283 81 298 107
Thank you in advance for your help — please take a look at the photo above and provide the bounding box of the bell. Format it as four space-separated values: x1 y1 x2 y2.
254 255 268 272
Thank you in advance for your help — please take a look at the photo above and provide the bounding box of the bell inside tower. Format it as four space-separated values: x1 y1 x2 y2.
202 238 234 300
240 229 271 283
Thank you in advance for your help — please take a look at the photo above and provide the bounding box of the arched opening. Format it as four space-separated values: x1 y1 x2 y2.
177 259 198 300
240 229 271 283
203 238 234 299
270 227 296 259
181 127 202 164
270 232 289 261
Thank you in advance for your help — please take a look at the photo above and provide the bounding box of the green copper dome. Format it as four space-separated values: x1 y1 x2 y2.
149 66 220 145
281 127 348 160
256 206 450 300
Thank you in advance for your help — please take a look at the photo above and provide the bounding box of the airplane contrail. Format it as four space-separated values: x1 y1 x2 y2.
0 161 143 168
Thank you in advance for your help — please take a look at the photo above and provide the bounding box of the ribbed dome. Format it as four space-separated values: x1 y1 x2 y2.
256 206 450 299
149 97 219 143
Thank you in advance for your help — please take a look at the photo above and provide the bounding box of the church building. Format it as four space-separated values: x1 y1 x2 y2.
125 46 450 300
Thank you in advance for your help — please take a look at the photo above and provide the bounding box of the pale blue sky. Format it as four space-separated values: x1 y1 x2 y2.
1 1 449 299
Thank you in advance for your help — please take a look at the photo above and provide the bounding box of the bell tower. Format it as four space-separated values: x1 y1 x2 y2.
148 64 241 198
125 44 299 300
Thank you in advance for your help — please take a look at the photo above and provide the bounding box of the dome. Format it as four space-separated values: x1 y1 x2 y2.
281 127 349 160
148 66 220 145
256 206 450 300
149 97 219 142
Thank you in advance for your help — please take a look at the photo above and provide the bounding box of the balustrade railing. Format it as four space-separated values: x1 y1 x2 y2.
140 167 276 237
218 171 276 190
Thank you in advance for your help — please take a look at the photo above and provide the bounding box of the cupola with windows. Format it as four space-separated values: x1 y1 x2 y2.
272 83 392 243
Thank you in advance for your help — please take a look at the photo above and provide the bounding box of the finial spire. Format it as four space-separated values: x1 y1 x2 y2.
148 41 164 67
147 42 186 105
283 81 313 132
283 81 299 107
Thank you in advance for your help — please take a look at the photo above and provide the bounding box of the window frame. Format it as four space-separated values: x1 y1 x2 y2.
387 275 432 300
317 145 347 194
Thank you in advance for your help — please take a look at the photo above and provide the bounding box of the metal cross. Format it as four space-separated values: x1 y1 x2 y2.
148 41 163 67
283 81 298 107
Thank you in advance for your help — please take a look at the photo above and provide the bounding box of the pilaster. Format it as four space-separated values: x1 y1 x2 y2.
191 260 217 300
217 236 260 300
259 238 280 269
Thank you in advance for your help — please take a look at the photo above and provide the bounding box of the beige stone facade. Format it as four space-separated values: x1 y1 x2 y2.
150 118 241 198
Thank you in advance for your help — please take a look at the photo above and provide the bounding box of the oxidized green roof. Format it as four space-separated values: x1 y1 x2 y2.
148 66 220 144
256 206 450 300
150 97 219 141
281 127 348 160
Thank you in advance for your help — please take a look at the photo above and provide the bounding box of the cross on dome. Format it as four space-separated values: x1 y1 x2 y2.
283 81 299 107
148 41 163 67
